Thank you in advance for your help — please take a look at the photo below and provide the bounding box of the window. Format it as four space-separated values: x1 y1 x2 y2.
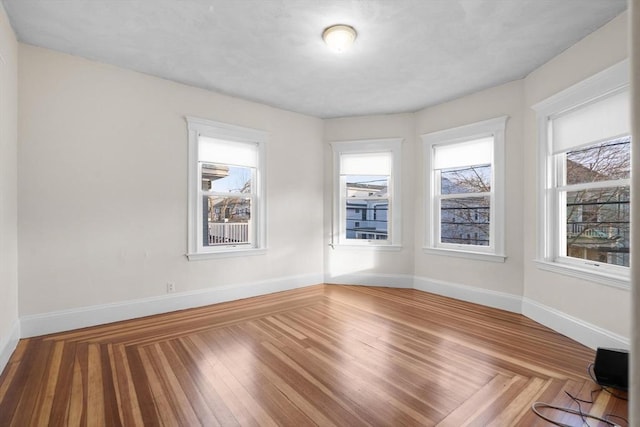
563 138 630 267
186 117 266 260
533 60 630 287
422 116 507 261
331 139 402 248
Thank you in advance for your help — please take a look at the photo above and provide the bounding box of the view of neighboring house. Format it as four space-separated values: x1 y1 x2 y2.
565 137 631 266
566 186 630 266
439 173 490 246
344 173 491 244
430 137 630 264
201 163 251 245
345 181 389 240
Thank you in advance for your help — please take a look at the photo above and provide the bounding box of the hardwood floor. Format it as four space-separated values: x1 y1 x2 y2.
0 285 628 426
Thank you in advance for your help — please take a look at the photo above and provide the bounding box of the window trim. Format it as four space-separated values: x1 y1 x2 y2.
421 116 508 262
330 138 403 248
186 116 267 260
532 59 630 287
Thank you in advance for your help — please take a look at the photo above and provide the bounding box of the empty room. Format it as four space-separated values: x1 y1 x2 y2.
0 1 637 426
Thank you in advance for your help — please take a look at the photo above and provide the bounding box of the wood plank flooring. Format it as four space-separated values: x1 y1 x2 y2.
0 285 628 426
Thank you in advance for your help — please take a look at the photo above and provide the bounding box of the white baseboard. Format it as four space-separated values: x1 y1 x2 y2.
413 275 523 313
327 273 629 350
16 271 629 352
325 272 414 288
20 273 324 338
0 319 20 376
522 297 629 350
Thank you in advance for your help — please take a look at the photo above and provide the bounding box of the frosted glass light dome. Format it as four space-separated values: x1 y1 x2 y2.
322 25 357 53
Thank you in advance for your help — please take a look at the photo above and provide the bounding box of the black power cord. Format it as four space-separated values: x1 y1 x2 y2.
530 363 629 426
587 363 628 401
530 401 620 427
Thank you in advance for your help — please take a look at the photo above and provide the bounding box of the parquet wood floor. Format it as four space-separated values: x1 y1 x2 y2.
0 285 628 426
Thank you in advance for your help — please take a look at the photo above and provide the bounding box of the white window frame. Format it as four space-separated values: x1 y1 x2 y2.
186 116 267 260
532 60 630 288
421 116 508 262
331 138 402 250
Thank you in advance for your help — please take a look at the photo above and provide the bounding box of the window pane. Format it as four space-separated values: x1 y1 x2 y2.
440 165 491 195
346 199 388 240
565 186 630 267
201 163 252 193
440 197 490 246
566 137 630 185
203 196 251 246
346 175 388 198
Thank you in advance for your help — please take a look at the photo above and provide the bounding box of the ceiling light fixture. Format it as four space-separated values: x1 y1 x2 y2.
322 24 357 53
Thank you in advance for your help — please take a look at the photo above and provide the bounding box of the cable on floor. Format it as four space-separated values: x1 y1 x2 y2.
530 363 629 426
531 401 620 427
587 363 628 401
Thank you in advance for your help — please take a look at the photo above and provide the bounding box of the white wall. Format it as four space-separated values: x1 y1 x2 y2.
322 83 527 306
321 81 527 315
522 12 630 339
323 114 416 286
320 11 630 349
9 8 631 355
18 45 324 328
0 3 19 372
414 80 525 303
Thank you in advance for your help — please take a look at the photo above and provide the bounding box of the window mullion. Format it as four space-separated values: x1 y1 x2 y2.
439 192 492 200
202 190 249 198
558 178 630 192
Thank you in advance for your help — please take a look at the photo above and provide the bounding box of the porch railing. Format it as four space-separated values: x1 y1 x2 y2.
566 223 622 239
208 222 249 245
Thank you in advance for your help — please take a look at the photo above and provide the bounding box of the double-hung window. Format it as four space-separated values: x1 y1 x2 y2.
422 116 507 261
533 60 630 286
331 139 402 248
186 117 266 260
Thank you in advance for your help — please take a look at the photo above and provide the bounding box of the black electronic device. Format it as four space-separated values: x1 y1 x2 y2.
593 347 628 390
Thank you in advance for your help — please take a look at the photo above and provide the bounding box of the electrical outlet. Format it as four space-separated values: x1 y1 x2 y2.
167 282 176 293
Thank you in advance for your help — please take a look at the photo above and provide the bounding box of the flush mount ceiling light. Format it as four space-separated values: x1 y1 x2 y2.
322 24 357 53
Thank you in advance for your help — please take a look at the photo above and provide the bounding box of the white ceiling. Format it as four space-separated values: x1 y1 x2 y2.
3 0 627 119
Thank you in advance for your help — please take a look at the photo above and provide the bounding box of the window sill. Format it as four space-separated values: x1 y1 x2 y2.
331 244 403 252
534 260 630 290
422 247 506 263
186 248 267 261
